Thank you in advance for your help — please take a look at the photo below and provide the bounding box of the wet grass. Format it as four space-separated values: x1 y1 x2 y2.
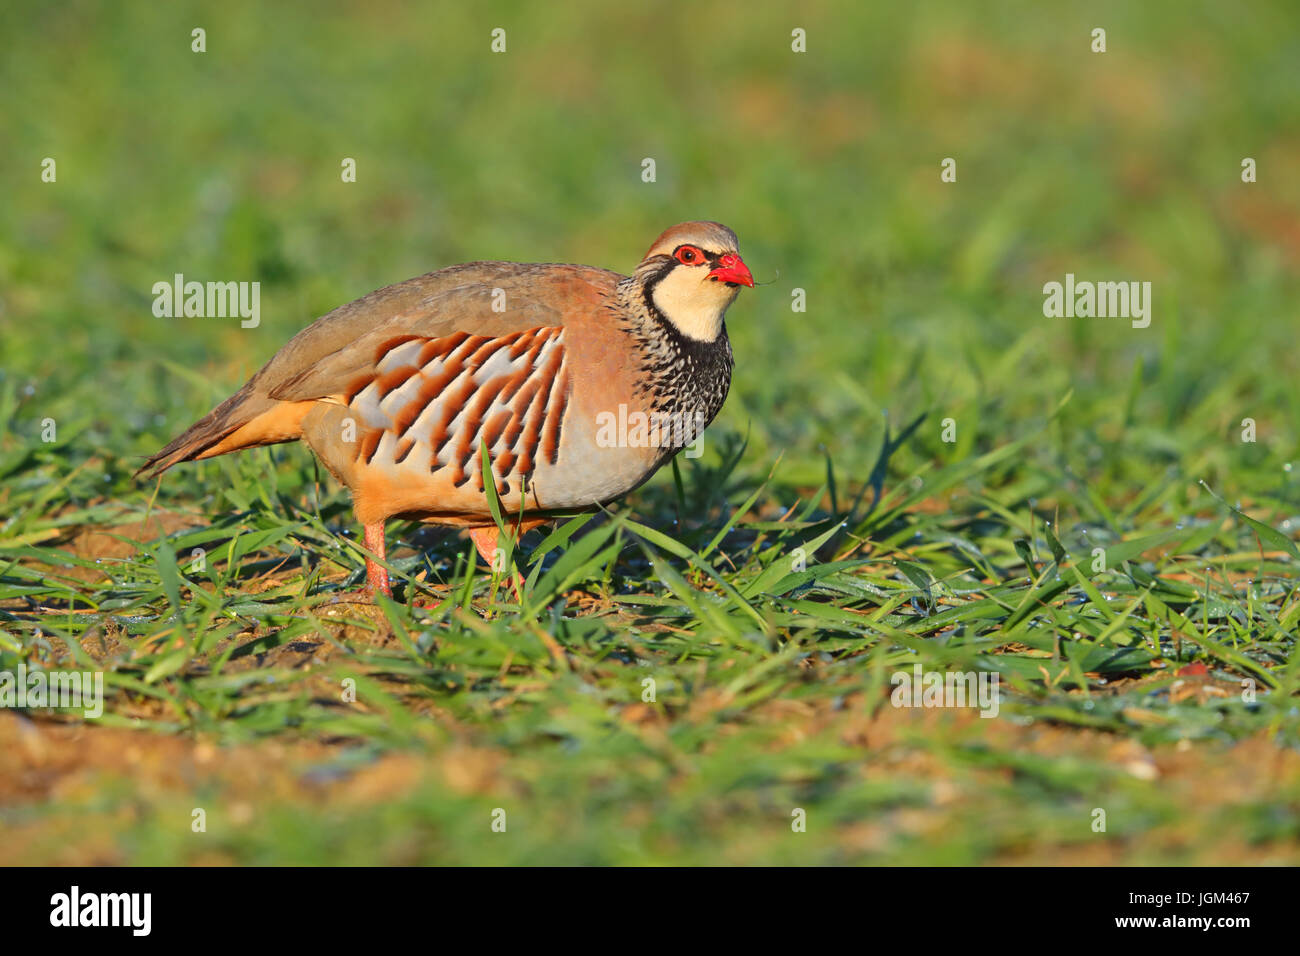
1 0 1299 864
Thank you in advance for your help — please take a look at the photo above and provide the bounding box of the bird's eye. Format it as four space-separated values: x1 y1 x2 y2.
675 245 703 265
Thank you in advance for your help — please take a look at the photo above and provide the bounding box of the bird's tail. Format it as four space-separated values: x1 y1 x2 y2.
135 384 311 479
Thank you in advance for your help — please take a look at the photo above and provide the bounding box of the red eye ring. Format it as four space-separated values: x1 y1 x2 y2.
674 245 704 265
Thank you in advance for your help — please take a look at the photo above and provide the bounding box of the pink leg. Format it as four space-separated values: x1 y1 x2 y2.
468 526 526 597
364 521 391 598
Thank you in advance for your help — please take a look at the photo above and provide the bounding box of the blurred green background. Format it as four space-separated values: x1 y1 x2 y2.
4 0 1297 488
2 1 1299 865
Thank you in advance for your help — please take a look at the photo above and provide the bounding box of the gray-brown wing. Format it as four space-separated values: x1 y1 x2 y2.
265 262 620 403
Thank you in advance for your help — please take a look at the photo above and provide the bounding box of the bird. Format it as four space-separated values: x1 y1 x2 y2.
138 221 754 600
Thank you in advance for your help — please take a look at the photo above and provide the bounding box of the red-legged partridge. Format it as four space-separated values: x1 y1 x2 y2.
139 221 754 598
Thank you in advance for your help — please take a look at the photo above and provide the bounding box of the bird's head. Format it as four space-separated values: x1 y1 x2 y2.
634 221 753 342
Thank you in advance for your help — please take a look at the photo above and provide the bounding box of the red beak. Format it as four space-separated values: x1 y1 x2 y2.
707 253 754 288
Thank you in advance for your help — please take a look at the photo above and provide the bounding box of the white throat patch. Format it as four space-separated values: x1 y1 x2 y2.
650 265 735 342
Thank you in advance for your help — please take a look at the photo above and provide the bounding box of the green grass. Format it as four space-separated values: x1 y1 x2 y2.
2 0 1300 864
